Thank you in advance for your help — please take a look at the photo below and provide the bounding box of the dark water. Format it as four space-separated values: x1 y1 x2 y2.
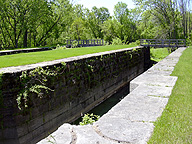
72 83 130 125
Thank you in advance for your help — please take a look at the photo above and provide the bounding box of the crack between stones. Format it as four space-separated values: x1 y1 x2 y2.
146 84 163 87
130 120 155 123
102 116 155 124
119 118 155 124
92 125 131 144
70 127 77 144
147 95 169 98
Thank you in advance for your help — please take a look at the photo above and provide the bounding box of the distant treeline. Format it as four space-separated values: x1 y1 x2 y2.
0 0 191 49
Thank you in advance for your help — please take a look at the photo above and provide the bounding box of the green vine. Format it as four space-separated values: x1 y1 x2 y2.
17 63 66 110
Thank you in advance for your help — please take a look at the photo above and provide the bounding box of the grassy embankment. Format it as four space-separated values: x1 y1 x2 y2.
148 46 192 144
0 44 136 68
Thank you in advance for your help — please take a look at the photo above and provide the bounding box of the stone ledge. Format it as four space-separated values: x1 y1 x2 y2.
37 47 186 144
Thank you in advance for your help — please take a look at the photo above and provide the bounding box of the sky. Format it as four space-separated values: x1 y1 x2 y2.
74 0 136 15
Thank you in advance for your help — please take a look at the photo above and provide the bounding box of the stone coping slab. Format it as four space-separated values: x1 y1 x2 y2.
105 92 169 122
131 73 178 87
38 47 186 144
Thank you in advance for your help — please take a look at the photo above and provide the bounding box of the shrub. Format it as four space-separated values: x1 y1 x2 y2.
72 40 78 48
128 40 140 46
186 36 192 46
104 41 110 46
56 44 66 50
136 40 140 45
79 113 100 125
112 38 123 45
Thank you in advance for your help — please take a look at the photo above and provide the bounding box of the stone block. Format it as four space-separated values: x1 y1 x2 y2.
27 116 44 132
74 125 112 144
42 120 55 135
18 132 33 144
132 73 177 87
32 124 45 140
130 84 174 97
0 138 20 144
94 118 154 144
16 124 28 138
3 128 18 139
104 93 169 122
38 124 72 144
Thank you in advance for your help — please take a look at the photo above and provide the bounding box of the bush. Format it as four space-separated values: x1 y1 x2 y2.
136 40 140 45
72 40 78 48
186 36 192 46
104 41 110 46
79 113 100 125
128 40 140 46
112 38 123 45
56 44 66 50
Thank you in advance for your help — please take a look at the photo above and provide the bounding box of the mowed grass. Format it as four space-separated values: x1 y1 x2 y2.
0 44 136 68
150 48 171 62
148 46 192 144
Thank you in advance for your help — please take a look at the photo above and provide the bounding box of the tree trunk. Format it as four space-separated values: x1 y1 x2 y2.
23 29 28 48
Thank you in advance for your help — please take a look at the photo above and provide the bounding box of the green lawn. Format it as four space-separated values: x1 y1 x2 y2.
148 46 192 144
0 44 136 68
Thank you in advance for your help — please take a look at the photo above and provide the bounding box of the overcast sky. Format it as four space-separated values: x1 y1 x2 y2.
74 0 136 15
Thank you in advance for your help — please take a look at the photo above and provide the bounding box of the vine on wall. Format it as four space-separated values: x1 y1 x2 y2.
17 62 67 110
16 48 143 111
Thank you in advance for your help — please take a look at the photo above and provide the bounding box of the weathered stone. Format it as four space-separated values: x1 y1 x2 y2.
130 82 138 92
130 84 174 97
73 125 113 144
94 118 154 144
104 93 169 122
37 124 72 144
16 125 28 138
131 73 178 87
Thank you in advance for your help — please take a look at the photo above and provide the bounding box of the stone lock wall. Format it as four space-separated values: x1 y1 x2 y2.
0 46 150 144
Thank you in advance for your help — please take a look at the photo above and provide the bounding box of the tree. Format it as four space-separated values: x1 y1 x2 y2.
84 6 110 39
70 17 87 40
102 18 121 43
34 0 72 46
0 0 72 49
134 0 192 39
113 2 137 43
178 0 192 38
